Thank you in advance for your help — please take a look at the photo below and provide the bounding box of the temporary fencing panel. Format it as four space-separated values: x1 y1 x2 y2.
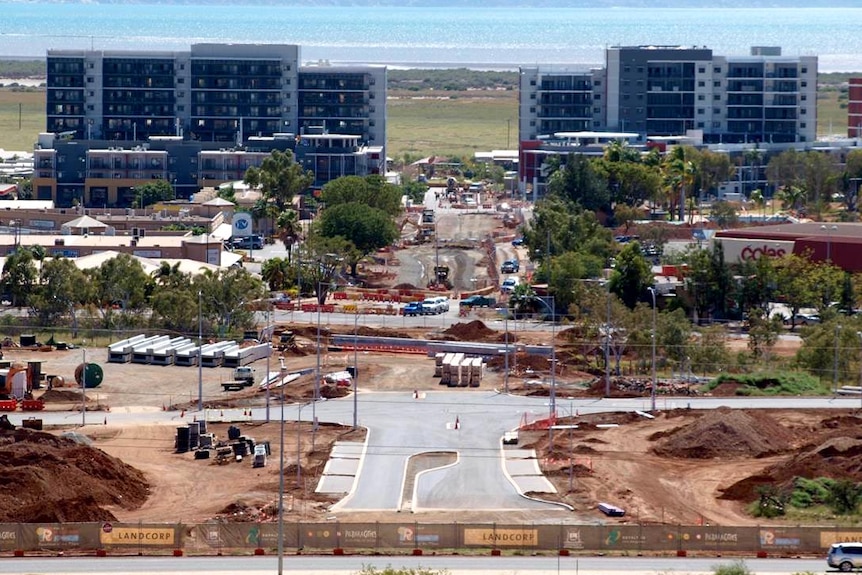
0 521 852 554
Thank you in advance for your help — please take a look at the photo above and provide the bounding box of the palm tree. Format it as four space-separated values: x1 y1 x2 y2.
277 209 303 262
777 185 807 213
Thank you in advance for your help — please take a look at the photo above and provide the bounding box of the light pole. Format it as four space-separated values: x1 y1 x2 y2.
81 347 86 427
265 304 271 423
822 224 837 263
648 287 657 412
197 290 203 412
353 310 359 430
276 358 286 575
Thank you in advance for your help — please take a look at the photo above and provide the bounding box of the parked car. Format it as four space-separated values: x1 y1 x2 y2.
460 295 496 308
501 276 519 293
403 302 429 316
422 296 449 314
501 259 519 274
511 237 524 246
232 235 263 250
827 542 862 571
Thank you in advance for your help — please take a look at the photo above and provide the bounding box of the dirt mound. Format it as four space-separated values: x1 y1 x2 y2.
355 326 414 339
652 407 794 459
39 389 89 403
720 435 862 502
443 320 495 341
392 283 421 291
0 428 149 522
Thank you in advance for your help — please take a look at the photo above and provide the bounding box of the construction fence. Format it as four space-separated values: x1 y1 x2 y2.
0 522 860 555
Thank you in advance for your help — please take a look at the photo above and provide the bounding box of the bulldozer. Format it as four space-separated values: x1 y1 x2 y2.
428 265 452 290
276 331 297 352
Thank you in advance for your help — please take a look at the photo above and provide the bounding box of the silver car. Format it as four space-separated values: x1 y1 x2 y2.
828 542 862 571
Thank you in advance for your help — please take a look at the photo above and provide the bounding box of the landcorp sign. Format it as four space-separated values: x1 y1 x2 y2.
715 238 796 263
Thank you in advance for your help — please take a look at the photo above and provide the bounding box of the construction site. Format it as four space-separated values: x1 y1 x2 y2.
0 185 861 556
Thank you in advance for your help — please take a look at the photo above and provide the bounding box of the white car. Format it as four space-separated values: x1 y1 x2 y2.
500 277 519 293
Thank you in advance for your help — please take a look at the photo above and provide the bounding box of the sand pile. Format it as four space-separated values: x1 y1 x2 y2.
652 407 794 459
0 428 149 522
443 320 496 341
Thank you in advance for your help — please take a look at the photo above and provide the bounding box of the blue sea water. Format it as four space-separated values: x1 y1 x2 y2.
2 4 862 72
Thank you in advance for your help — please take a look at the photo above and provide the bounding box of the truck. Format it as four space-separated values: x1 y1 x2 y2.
222 366 255 391
459 295 496 308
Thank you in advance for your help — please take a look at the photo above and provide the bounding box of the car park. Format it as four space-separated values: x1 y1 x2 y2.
459 295 496 308
827 542 862 571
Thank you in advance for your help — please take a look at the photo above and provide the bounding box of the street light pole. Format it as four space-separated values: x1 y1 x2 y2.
353 310 359 430
276 359 286 575
265 305 271 423
648 287 657 412
197 290 203 412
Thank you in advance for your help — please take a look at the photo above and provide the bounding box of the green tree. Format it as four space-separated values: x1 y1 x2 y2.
0 248 36 307
243 149 314 211
300 235 353 304
317 202 398 275
322 175 404 217
773 254 822 330
547 153 609 213
402 180 429 205
196 267 266 336
608 241 652 309
657 307 691 365
688 326 731 375
276 209 303 260
261 257 291 291
827 478 862 515
746 307 783 360
710 200 739 229
30 258 90 331
88 253 149 329
134 179 175 208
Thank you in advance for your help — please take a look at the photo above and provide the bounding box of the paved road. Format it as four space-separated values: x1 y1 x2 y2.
0 554 829 575
0 556 826 575
8 394 860 514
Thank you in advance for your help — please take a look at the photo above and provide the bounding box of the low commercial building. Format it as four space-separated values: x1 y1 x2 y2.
713 222 862 272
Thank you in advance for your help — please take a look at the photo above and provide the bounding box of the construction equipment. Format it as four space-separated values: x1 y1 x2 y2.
428 265 452 290
276 331 296 352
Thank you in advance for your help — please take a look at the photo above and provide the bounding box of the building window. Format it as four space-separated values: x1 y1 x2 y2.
698 81 705 87
697 122 705 128
88 91 94 97
177 91 184 97
713 121 721 128
636 80 643 86
714 95 721 101
802 67 807 73
801 81 807 87
530 80 536 86
636 107 644 114
637 67 644 73
713 108 720 114
697 108 705 114
698 94 705 101
530 94 536 99
624 66 630 73
698 67 705 73
801 122 806 128
801 94 807 101
530 120 536 126
86 76 93 83
594 80 601 86
177 105 184 111
530 107 535 113
177 78 184 84
593 107 601 113
714 66 721 73
593 94 601 100
86 104 93 111
623 94 630 100
593 121 601 127
713 81 720 87
801 108 806 114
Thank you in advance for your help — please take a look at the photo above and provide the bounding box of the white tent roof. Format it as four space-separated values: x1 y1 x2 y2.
62 214 108 229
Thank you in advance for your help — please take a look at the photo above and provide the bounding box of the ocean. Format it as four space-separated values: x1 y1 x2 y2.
2 3 862 72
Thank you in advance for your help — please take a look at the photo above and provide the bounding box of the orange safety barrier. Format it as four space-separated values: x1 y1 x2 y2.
333 292 348 300
21 399 45 411
0 399 17 412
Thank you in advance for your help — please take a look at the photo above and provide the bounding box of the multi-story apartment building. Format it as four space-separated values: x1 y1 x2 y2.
519 45 818 195
520 45 817 146
41 44 386 207
850 78 862 138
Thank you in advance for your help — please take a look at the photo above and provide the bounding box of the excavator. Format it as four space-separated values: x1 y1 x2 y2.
427 265 453 290
0 363 44 412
